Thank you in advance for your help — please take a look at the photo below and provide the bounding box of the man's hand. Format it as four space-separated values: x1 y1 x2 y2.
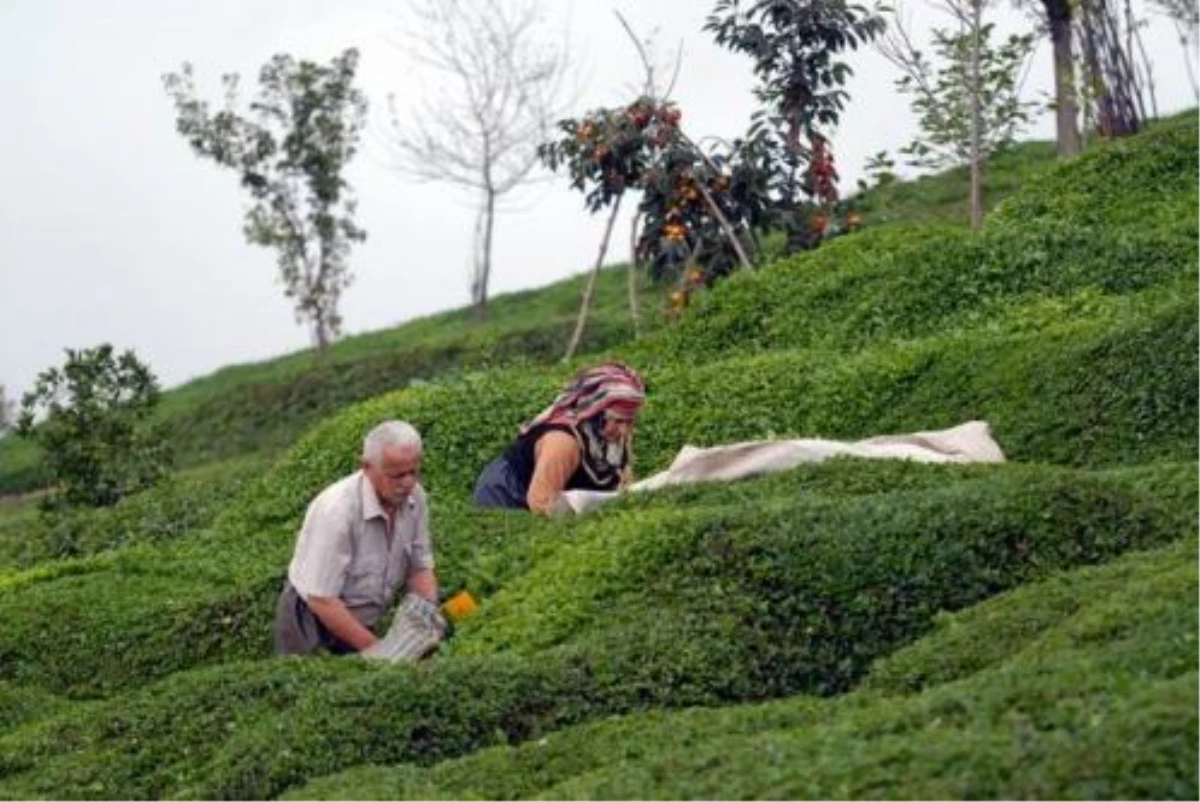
306 595 378 652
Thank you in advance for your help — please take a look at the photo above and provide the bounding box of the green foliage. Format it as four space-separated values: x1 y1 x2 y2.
705 0 887 137
0 107 1193 801
853 138 1058 225
16 345 171 509
992 111 1200 231
0 681 70 733
0 435 45 496
0 455 266 570
642 221 1196 362
163 49 367 349
0 499 1189 799
280 537 1197 801
890 23 1038 171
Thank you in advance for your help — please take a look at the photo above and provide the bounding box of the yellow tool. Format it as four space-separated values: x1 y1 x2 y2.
441 590 479 621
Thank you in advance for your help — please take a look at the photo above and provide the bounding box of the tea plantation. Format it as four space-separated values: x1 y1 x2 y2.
0 115 1194 799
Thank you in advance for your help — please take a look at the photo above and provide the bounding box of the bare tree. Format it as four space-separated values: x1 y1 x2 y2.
1076 0 1144 137
386 0 571 320
1149 0 1198 100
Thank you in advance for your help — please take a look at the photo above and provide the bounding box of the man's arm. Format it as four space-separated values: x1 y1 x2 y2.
406 568 438 602
407 489 439 602
306 596 378 651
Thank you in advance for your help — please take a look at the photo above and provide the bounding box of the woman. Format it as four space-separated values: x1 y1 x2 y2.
473 362 646 513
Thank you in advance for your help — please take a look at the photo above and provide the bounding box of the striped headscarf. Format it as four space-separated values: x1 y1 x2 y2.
520 362 647 487
520 361 647 434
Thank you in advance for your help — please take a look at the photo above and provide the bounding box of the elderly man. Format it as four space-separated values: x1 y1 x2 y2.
275 420 439 655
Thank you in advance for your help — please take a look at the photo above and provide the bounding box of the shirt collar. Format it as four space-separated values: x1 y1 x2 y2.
359 471 416 520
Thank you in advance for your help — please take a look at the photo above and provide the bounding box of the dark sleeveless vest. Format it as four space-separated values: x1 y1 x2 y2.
473 423 625 509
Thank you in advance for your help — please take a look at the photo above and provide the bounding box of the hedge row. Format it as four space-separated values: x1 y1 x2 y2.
239 286 1196 533
0 489 1189 799
641 221 1195 364
992 112 1199 232
0 277 1190 702
157 313 641 469
278 537 1197 801
0 455 266 572
639 113 1196 365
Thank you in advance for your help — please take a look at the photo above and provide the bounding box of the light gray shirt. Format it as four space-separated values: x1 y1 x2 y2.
287 471 434 620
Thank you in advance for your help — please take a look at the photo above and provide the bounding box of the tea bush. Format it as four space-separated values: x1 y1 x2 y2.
0 455 266 571
0 283 1190 701
0 110 1193 800
0 462 1190 799
279 537 1197 801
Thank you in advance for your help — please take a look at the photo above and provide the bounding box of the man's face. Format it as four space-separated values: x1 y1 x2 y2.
363 444 422 508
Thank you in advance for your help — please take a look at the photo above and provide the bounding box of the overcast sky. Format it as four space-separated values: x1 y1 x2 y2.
1 0 1195 400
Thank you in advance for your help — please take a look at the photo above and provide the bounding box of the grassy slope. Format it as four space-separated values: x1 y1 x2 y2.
0 130 1068 498
0 115 1194 800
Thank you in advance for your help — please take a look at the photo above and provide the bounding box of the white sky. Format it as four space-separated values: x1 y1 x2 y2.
0 0 1195 399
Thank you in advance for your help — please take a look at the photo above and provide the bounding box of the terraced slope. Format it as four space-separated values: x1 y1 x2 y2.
0 115 1194 800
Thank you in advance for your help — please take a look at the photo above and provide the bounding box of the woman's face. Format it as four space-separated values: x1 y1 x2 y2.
600 410 637 443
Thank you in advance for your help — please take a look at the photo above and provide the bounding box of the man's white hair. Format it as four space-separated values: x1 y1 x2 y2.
362 420 423 464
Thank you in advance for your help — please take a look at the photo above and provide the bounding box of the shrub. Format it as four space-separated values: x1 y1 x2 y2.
281 537 1198 801
16 345 172 509
0 455 266 570
8 462 1192 798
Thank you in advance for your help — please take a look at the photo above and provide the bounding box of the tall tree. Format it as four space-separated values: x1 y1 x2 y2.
1076 0 1144 138
164 49 367 351
387 0 570 320
880 2 1038 228
1042 0 1083 156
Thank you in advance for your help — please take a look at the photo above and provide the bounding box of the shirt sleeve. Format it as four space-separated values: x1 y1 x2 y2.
527 430 582 514
408 487 435 574
287 490 353 600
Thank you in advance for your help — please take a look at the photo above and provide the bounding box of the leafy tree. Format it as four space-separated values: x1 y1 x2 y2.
880 3 1038 227
17 345 171 509
163 49 367 351
386 0 570 321
705 0 886 248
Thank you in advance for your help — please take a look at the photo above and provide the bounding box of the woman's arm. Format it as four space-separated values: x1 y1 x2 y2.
527 430 582 513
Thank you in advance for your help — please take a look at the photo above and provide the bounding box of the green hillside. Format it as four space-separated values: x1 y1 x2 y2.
0 131 1064 498
0 115 1194 800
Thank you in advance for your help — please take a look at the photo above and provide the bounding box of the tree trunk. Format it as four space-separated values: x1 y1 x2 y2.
474 187 497 321
968 0 985 230
628 212 642 340
564 195 623 362
312 306 331 353
696 183 754 271
1046 0 1082 156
